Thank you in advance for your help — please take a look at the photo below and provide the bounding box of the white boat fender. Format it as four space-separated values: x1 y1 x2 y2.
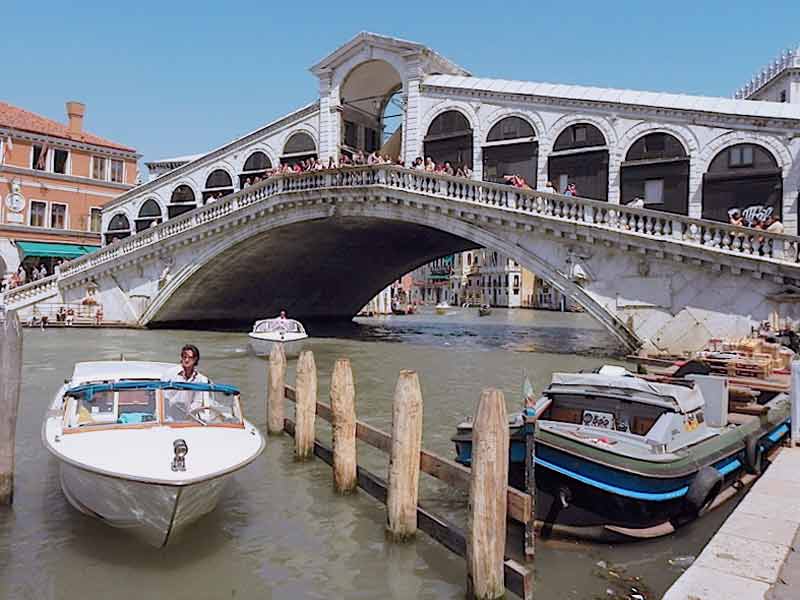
744 432 764 475
684 466 723 517
558 486 572 509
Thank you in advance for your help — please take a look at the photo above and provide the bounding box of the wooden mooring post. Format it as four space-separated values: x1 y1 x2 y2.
267 343 287 435
523 415 536 559
467 389 510 600
294 350 317 460
0 310 23 505
386 370 423 541
281 360 533 599
330 358 357 493
792 359 800 446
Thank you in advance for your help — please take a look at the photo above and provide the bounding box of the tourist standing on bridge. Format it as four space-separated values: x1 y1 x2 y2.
766 215 785 234
564 183 577 196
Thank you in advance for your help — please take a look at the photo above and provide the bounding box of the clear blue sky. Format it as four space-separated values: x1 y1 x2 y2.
2 1 798 174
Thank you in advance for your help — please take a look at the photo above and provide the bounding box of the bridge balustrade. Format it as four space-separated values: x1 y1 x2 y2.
5 164 800 309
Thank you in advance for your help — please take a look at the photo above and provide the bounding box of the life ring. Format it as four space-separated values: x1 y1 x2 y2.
744 432 763 475
684 466 723 517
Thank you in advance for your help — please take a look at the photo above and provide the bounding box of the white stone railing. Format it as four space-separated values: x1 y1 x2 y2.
3 275 60 306
734 46 800 98
7 164 800 307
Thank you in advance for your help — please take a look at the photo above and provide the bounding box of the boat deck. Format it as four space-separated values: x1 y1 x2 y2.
662 446 800 599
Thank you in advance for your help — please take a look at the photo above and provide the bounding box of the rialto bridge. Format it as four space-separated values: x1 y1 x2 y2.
5 33 800 353
7 164 800 353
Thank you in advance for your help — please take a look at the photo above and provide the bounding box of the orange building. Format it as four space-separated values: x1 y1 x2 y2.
0 100 139 282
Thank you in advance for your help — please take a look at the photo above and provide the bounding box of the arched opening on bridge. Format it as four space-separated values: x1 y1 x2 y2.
168 185 197 219
482 117 538 187
620 133 689 214
702 144 782 224
239 151 271 187
105 213 131 244
281 132 317 167
548 123 608 200
423 110 473 171
339 59 404 160
135 199 163 233
203 169 234 203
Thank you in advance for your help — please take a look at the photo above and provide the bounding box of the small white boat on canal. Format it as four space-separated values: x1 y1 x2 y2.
248 316 308 358
42 361 265 547
435 301 451 315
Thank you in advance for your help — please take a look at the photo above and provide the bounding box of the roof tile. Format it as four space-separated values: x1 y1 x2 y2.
0 101 136 153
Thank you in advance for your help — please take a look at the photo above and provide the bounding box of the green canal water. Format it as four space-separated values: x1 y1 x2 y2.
0 309 737 599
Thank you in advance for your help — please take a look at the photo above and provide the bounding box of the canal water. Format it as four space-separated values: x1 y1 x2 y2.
0 309 735 599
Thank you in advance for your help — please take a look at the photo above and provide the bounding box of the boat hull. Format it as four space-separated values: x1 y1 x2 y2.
453 420 790 538
60 462 230 547
248 335 306 358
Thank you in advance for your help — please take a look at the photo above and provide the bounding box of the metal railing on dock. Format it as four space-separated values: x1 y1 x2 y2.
267 344 534 600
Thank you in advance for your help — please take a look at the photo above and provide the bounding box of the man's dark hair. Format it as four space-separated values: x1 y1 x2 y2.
181 344 200 364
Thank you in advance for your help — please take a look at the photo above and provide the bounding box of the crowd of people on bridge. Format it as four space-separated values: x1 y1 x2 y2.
239 152 480 190
728 209 785 235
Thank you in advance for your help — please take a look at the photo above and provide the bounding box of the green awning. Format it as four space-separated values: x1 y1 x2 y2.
17 241 99 259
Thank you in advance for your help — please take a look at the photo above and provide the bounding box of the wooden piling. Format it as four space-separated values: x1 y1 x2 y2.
267 343 287 435
330 358 357 493
524 416 536 559
0 310 23 505
467 388 509 600
791 359 800 446
294 350 317 460
386 370 424 542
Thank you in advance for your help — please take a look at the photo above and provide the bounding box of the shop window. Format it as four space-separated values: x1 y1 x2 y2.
90 208 102 232
50 203 67 229
30 201 47 227
93 156 106 180
53 149 69 174
32 145 46 171
644 179 664 205
110 159 124 183
729 146 754 168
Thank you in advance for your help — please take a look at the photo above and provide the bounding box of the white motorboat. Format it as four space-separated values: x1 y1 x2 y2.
435 301 451 315
248 317 308 358
42 361 265 547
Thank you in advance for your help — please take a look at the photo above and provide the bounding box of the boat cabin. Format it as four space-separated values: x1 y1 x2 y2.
60 380 245 432
252 318 306 334
535 372 716 456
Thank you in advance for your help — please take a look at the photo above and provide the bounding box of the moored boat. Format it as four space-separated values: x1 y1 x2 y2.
248 316 308 358
42 361 265 547
452 366 790 540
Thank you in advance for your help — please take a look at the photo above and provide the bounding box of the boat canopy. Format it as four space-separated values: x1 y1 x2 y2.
548 373 705 414
253 318 305 334
65 380 240 397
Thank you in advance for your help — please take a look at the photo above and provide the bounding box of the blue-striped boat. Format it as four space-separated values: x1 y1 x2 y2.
452 366 790 540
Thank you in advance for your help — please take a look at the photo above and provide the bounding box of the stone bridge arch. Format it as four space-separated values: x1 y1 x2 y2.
140 200 638 349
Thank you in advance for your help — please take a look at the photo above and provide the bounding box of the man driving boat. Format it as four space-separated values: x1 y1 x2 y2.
162 344 211 421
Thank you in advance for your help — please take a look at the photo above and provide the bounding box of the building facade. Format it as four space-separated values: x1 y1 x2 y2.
0 101 139 282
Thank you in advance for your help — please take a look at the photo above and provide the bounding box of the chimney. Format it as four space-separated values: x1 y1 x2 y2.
66 101 85 134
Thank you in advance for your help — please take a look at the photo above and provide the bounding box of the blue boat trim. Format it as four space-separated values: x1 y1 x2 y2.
767 424 789 443
534 456 690 501
715 459 741 476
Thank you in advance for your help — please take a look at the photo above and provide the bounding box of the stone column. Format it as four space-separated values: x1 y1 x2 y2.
403 77 422 166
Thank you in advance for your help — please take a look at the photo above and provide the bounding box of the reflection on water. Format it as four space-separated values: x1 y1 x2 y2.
0 310 730 599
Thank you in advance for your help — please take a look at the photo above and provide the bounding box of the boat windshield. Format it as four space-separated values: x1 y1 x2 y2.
63 381 243 430
65 388 158 428
162 387 242 426
253 319 304 334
